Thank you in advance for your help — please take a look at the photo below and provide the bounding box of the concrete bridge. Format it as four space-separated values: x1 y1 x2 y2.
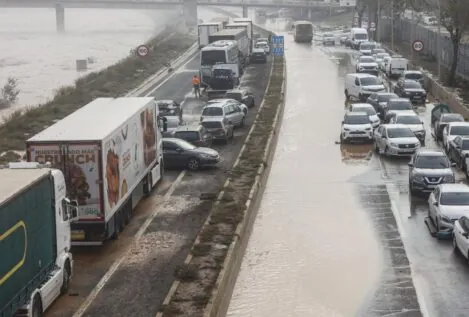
0 0 354 31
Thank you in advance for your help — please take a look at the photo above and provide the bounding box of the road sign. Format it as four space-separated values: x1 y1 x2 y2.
412 40 424 52
271 35 284 57
136 45 149 57
370 22 376 28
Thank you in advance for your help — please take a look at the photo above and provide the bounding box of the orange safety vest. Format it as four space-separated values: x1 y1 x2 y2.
192 77 200 85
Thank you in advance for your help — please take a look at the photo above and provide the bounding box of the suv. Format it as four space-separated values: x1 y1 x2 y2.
383 98 414 123
340 112 373 143
408 149 455 195
200 102 246 127
393 79 427 104
251 48 267 63
355 55 379 75
398 70 425 87
373 124 420 156
172 124 213 147
224 89 255 108
201 117 234 144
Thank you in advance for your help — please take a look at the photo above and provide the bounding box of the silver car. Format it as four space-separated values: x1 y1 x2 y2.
200 102 246 127
373 124 421 156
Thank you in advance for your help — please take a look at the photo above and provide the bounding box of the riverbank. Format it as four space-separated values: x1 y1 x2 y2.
0 23 195 163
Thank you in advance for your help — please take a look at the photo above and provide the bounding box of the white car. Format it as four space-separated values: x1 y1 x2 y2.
355 55 379 75
340 112 373 143
350 103 380 128
386 57 408 79
389 113 426 145
358 41 375 55
381 55 392 71
323 33 335 46
255 41 270 55
344 73 386 102
373 124 421 156
429 183 469 234
443 122 469 153
206 98 248 115
375 52 390 69
200 102 246 127
453 216 469 261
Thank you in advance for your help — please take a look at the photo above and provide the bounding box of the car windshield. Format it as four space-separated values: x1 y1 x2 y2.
353 107 376 115
360 44 373 50
355 33 367 40
405 73 423 80
388 100 412 110
404 81 422 89
415 155 449 169
359 57 375 63
225 92 242 101
441 114 464 123
440 192 469 206
378 94 397 102
396 116 421 124
360 77 381 86
171 139 196 150
387 128 415 138
374 49 386 54
202 121 222 129
462 140 469 150
450 126 469 136
344 115 369 124
174 131 200 141
202 107 223 116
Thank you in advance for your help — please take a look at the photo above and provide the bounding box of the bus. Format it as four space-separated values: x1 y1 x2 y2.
200 40 240 87
293 21 313 43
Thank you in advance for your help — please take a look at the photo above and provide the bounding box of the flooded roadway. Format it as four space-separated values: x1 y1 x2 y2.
226 24 426 317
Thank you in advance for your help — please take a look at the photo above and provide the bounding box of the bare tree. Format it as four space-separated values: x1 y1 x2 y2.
0 77 20 107
424 0 469 86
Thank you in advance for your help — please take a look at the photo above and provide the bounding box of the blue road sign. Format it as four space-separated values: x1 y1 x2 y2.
271 35 284 56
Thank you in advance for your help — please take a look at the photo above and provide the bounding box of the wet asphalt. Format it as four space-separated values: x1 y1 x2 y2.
228 20 469 317
44 17 273 317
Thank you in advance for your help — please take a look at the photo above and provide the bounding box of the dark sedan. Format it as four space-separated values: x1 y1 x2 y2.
366 92 399 120
448 136 469 171
224 89 255 108
394 79 427 104
162 138 220 170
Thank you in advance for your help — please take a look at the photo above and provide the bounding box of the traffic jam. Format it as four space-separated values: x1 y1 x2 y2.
159 17 271 171
334 26 469 254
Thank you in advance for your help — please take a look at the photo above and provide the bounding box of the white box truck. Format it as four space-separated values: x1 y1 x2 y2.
233 18 253 43
198 22 223 48
0 162 77 317
211 16 229 28
26 97 164 246
225 22 253 56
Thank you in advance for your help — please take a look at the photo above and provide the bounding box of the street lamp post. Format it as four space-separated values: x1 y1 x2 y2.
391 0 394 51
437 0 441 79
377 0 380 42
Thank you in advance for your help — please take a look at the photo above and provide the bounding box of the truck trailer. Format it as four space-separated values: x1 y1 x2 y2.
209 28 249 67
225 22 253 56
232 18 253 50
210 16 229 28
26 97 164 246
198 22 223 48
0 162 76 317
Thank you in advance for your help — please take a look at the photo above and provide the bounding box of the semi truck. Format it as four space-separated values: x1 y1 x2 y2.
210 16 229 28
225 22 253 56
198 22 223 48
0 162 77 317
26 97 165 246
232 18 253 51
208 28 249 67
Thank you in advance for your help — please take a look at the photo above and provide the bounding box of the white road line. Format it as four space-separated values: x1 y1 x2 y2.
72 171 186 317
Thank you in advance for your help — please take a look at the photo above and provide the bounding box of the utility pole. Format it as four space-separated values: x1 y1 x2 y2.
377 0 381 42
411 10 414 62
391 0 394 51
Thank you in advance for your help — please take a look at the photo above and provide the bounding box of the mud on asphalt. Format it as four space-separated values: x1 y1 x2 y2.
55 59 274 317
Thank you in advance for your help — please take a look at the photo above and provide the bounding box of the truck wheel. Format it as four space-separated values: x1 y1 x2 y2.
32 295 43 317
61 260 71 294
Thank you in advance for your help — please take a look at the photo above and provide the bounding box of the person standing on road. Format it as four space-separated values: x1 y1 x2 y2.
192 75 201 98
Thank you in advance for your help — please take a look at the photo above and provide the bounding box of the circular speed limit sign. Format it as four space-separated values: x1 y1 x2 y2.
136 45 149 57
412 40 424 52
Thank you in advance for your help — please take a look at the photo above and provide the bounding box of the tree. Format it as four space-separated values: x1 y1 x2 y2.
0 77 19 108
424 0 469 86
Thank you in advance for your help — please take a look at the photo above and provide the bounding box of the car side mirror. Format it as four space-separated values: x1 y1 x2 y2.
451 162 457 167
408 162 413 167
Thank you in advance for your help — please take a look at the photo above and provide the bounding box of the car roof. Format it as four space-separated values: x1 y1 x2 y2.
201 116 224 123
415 148 445 156
156 99 175 104
404 70 422 74
442 113 463 117
388 98 411 102
351 103 373 108
204 102 226 108
382 124 411 129
394 112 419 117
448 122 469 127
345 111 368 117
403 79 421 83
348 73 377 78
174 124 202 132
439 183 469 193
226 89 244 94
375 92 396 96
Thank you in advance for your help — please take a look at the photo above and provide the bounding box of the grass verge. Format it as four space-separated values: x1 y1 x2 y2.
158 56 285 317
0 25 195 163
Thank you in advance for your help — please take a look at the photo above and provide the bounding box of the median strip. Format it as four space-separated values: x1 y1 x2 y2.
156 55 286 317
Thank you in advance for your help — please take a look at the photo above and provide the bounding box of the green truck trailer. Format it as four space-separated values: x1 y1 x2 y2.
0 162 76 317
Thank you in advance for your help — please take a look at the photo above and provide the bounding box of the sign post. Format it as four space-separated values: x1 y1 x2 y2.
412 40 424 53
271 35 284 57
369 21 376 31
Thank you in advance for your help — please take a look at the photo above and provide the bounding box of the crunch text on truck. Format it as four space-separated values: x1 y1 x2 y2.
0 162 77 317
26 97 165 246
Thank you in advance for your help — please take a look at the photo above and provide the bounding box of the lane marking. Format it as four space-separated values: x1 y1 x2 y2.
72 171 186 317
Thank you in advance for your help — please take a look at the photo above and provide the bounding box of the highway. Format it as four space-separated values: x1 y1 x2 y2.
227 21 469 317
44 19 273 317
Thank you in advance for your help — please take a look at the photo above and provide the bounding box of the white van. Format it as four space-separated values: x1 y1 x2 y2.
351 28 368 49
385 57 408 78
345 73 386 102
